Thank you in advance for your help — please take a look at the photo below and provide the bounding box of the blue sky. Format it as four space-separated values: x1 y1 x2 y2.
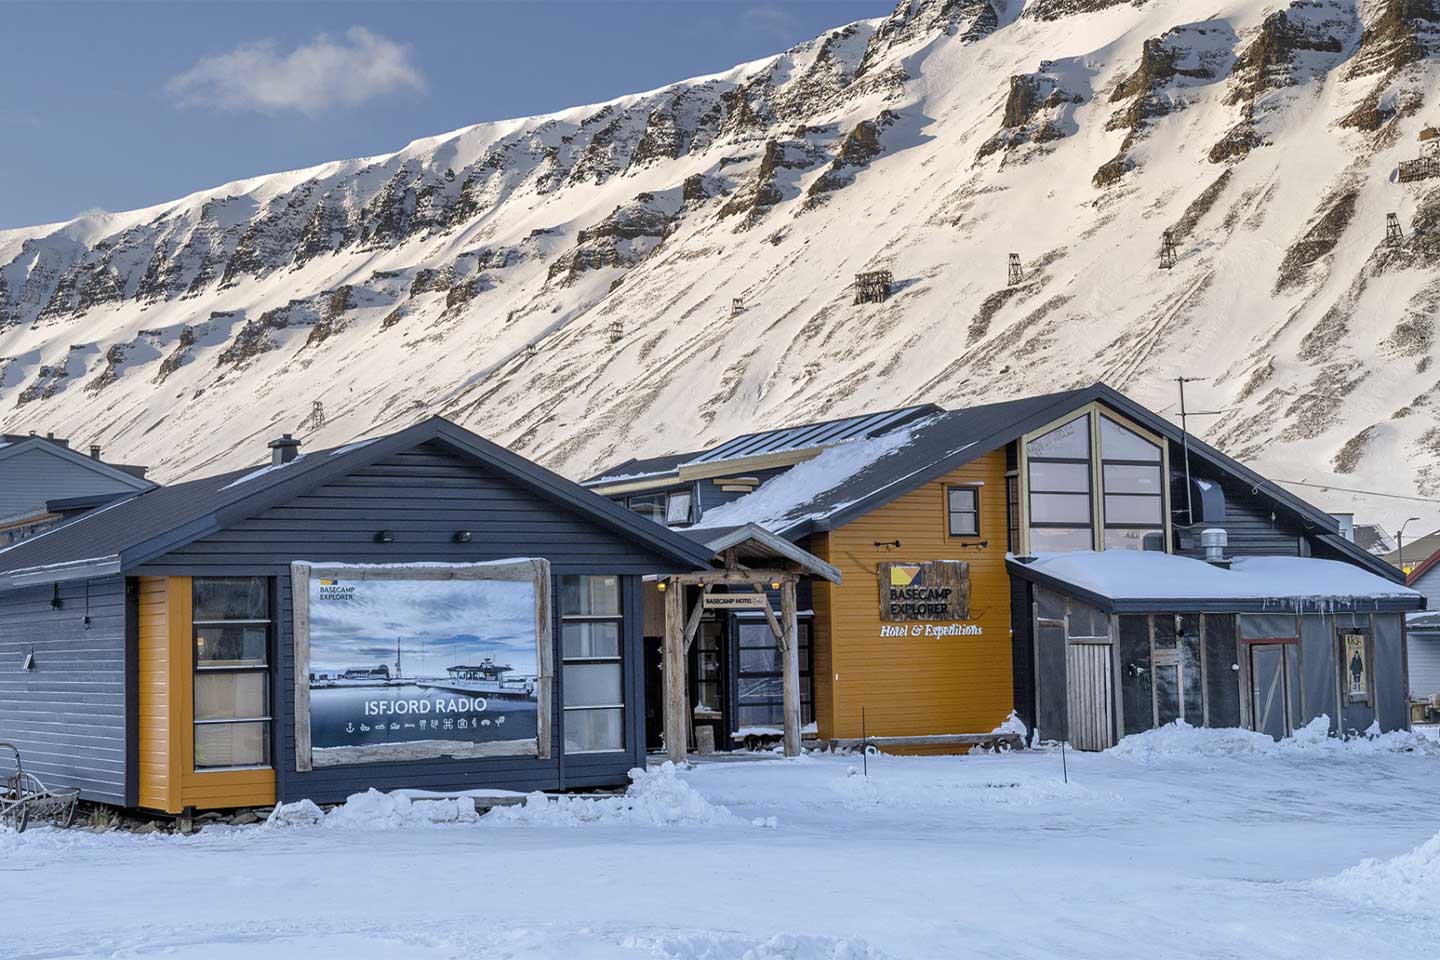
0 1 892 229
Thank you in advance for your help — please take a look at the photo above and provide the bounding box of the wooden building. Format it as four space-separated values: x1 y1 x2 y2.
0 418 721 812
586 384 1422 753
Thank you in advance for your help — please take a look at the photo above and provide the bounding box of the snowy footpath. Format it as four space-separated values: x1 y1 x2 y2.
3 723 1438 960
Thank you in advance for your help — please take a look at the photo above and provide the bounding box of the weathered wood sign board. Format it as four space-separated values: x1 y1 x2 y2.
702 594 771 610
878 561 971 621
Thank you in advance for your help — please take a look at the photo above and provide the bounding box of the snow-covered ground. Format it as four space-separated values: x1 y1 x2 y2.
4 728 1439 960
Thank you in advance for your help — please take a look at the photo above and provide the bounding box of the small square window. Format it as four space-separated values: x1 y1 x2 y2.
666 491 693 526
947 486 979 537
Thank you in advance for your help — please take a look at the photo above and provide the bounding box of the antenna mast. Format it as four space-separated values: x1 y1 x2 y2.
1173 377 1226 527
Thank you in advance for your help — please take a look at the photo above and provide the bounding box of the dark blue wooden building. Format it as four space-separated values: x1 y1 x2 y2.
0 418 716 813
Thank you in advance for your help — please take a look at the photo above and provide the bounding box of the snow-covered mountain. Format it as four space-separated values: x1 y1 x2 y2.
3 0 1439 528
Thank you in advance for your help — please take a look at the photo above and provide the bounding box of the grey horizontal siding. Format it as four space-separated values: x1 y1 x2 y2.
141 442 664 803
0 446 141 520
1410 631 1440 699
1174 469 1303 559
0 577 128 804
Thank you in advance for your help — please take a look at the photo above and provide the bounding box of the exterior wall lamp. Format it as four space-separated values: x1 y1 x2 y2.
375 530 395 543
873 540 902 549
453 531 473 543
50 584 63 609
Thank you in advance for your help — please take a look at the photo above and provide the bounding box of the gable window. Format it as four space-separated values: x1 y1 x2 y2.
192 577 272 770
627 491 694 527
946 486 979 537
1021 408 1170 554
1025 416 1094 553
1099 416 1165 551
626 494 666 524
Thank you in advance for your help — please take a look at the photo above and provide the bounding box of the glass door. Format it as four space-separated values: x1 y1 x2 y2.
689 620 727 751
1152 614 1203 727
1249 643 1298 740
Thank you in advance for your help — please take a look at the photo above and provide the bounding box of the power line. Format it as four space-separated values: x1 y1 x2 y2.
1269 478 1440 505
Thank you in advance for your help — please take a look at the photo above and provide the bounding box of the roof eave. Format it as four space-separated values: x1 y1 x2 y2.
0 555 123 591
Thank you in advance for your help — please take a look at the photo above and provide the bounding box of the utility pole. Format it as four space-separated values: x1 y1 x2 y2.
1173 377 1226 527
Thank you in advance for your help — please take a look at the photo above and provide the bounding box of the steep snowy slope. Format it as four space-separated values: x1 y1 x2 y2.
3 0 1439 528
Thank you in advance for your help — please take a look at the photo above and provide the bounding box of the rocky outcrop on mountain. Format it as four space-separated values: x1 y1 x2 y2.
977 67 1085 160
1027 0 1146 22
807 111 899 201
1340 0 1440 131
1096 22 1236 186
1275 188 1359 292
549 191 682 284
719 139 827 226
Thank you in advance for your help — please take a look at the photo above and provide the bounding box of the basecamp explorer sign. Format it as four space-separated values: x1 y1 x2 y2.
878 560 971 622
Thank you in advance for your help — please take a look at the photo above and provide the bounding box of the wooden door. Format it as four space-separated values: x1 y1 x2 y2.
1066 642 1116 751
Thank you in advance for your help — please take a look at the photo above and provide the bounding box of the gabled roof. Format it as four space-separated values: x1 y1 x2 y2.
0 417 716 590
0 435 155 492
1406 548 1440 587
680 523 842 583
587 382 1404 584
1383 530 1440 569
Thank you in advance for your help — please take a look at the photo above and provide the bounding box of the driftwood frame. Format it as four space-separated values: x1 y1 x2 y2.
291 560 554 772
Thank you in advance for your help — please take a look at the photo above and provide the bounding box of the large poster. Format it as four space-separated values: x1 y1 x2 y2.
1342 632 1369 703
292 561 551 770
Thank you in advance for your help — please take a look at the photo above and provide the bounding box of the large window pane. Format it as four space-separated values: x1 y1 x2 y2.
738 704 784 727
740 647 781 673
194 721 269 768
1103 463 1163 494
193 577 268 621
560 575 620 616
194 672 268 721
740 676 783 701
1104 494 1164 525
1026 416 1090 458
1030 493 1092 524
194 624 268 667
1100 417 1161 461
561 621 621 659
1028 461 1091 492
1029 527 1094 553
564 708 623 752
564 662 622 707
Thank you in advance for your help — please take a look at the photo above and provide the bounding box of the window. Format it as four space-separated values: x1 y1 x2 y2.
1025 415 1093 553
734 620 813 729
1021 409 1169 554
628 491 694 527
192 577 272 770
1098 416 1164 552
626 494 665 524
665 491 693 526
560 575 625 753
946 486 979 537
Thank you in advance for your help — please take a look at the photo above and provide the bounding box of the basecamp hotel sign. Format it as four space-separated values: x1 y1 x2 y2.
878 560 971 622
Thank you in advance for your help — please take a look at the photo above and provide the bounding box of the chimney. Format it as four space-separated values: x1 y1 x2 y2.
89 444 102 461
1200 528 1230 568
268 434 301 466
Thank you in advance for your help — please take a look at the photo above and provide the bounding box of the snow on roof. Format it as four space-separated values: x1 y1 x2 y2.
220 453 308 490
1019 551 1418 605
689 423 924 531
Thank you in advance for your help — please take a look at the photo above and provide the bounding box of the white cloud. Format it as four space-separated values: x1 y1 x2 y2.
165 27 426 114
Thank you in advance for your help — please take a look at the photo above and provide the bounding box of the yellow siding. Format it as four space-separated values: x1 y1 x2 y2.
813 451 1014 745
136 578 173 812
136 576 275 812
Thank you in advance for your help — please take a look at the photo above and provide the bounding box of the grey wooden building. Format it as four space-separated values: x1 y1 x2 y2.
0 418 717 812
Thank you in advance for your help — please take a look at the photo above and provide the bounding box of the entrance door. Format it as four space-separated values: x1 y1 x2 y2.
1066 642 1116 751
1152 615 1203 726
1249 643 1296 740
689 620 728 752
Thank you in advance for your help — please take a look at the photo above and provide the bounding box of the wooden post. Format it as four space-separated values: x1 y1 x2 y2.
662 579 688 764
780 578 801 758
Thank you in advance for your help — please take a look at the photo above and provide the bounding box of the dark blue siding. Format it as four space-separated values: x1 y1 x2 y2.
1173 468 1304 559
0 577 128 804
137 442 675 803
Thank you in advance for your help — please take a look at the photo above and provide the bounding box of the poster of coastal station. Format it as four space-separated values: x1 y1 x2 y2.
306 576 541 766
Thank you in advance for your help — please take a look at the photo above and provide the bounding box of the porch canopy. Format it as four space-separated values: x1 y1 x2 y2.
661 523 841 761
1007 551 1424 614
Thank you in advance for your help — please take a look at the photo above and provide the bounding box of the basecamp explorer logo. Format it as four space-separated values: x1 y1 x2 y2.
317 578 357 601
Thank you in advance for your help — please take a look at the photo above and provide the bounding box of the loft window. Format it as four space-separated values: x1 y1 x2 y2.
665 491 693 526
1098 416 1165 551
946 486 979 537
192 577 272 770
560 575 625 753
1025 415 1094 553
626 494 665 524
